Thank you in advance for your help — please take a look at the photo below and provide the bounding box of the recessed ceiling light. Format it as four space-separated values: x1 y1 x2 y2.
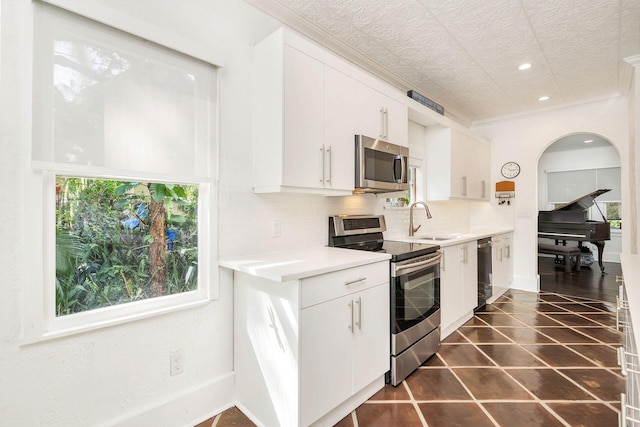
584 139 593 143
518 63 532 70
538 96 550 101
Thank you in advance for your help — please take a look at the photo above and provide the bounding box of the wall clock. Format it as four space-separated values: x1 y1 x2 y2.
501 162 521 178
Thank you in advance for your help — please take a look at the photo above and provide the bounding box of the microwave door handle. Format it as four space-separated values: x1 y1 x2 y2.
393 155 406 184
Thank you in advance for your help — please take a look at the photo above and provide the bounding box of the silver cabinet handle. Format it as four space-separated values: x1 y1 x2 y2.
348 301 354 333
345 277 366 286
462 176 467 196
326 145 332 184
499 247 503 262
356 297 362 330
319 145 325 183
618 347 626 374
481 180 486 198
379 107 385 139
461 245 468 264
616 294 621 331
506 245 511 259
383 107 388 139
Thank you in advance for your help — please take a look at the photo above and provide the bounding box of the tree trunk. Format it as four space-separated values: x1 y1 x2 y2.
149 197 167 297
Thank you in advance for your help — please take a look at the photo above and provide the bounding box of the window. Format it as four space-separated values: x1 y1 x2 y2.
30 4 217 337
408 164 425 205
55 177 199 316
606 202 621 229
546 166 621 231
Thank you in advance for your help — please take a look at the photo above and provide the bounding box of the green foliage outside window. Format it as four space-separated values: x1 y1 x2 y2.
55 177 198 316
606 202 621 229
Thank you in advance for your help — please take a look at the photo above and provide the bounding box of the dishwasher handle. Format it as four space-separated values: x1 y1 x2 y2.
478 241 492 249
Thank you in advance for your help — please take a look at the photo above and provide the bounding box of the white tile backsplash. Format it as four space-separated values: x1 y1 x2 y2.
219 182 515 259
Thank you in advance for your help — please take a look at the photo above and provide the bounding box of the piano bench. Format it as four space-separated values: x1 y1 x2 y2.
538 243 581 273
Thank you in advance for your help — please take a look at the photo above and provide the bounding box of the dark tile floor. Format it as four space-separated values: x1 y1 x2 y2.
197 290 623 427
539 256 622 303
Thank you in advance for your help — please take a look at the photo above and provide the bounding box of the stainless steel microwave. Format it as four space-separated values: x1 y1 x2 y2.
354 135 409 193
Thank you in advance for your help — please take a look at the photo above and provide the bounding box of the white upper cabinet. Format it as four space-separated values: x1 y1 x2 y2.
323 65 357 192
424 125 490 201
252 30 353 195
251 28 409 194
282 46 325 190
354 81 408 146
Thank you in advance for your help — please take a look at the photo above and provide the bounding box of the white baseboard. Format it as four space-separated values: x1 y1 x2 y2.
511 275 539 293
99 372 235 427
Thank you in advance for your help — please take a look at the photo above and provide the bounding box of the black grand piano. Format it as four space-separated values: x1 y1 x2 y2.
538 189 611 274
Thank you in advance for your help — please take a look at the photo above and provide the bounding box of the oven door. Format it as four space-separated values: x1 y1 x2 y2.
391 252 441 356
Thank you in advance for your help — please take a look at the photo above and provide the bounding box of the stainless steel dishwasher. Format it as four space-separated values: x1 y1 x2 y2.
476 237 493 311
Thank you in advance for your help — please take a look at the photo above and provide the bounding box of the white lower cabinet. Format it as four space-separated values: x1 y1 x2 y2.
300 283 389 426
234 261 390 427
440 242 478 337
492 233 514 298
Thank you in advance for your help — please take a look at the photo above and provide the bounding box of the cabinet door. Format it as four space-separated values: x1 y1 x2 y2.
282 45 325 189
352 283 390 393
300 295 353 426
354 82 407 146
474 141 490 200
505 235 513 286
492 237 506 290
324 66 356 191
354 81 386 140
495 234 513 289
384 95 408 146
463 243 479 312
440 244 464 333
449 133 468 198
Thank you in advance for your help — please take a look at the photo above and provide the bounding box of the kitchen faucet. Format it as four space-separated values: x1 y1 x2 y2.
409 201 433 236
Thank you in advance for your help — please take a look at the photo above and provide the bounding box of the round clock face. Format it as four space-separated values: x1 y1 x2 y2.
501 162 521 178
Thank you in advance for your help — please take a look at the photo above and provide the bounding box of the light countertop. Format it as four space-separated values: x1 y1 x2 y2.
387 227 514 248
219 246 391 282
621 253 640 347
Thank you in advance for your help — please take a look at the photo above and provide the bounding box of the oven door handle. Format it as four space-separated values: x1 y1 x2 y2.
394 252 442 275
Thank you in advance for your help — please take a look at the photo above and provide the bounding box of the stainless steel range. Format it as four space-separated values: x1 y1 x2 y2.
328 214 441 386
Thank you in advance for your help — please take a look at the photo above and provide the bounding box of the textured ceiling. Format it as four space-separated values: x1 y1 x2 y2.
247 0 640 125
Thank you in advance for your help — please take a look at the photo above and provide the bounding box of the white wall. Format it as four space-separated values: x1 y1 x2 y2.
0 1 284 426
472 98 630 292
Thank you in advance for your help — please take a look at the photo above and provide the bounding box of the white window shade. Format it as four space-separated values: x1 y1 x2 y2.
596 167 621 201
547 170 597 204
33 5 216 180
546 167 621 204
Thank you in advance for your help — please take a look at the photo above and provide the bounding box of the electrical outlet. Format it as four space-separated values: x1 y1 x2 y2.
271 220 281 238
170 349 184 376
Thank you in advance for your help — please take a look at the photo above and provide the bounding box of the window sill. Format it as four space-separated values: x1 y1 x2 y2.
20 298 210 346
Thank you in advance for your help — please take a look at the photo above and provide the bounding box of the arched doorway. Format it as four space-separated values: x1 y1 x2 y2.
537 132 622 302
